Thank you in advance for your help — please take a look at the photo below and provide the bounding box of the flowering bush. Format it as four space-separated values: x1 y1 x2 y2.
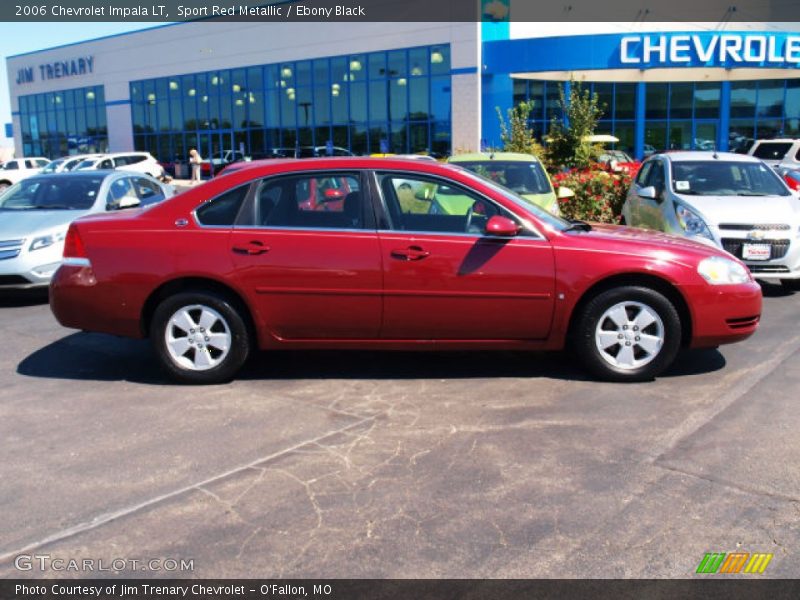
550 166 632 224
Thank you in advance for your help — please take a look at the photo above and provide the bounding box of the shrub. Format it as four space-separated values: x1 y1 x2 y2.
550 166 632 224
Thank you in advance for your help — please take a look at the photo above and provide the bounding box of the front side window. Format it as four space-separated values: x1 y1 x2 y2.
671 161 790 197
378 173 518 235
99 158 114 169
253 173 364 229
635 161 653 186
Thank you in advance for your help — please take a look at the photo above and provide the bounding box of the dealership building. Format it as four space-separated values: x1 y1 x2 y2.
5 19 800 162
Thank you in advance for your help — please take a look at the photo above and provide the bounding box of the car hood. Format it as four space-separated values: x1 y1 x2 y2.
676 193 800 225
0 209 91 239
572 223 724 261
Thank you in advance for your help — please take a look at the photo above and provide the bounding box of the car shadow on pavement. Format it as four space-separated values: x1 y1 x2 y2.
0 289 49 307
758 279 794 298
18 331 726 385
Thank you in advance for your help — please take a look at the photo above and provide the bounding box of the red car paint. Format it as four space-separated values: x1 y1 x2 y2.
50 158 760 357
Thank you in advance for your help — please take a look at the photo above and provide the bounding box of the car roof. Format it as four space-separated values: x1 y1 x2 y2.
213 156 469 175
657 151 763 163
102 151 151 158
449 152 540 163
26 170 139 181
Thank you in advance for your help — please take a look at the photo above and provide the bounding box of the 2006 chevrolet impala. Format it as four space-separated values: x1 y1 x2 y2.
50 158 762 384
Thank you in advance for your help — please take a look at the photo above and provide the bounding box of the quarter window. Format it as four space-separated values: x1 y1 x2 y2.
378 173 518 235
195 184 249 226
253 173 364 229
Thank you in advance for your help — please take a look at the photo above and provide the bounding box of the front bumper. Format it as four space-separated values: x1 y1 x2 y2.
717 233 800 280
687 280 763 348
0 242 64 290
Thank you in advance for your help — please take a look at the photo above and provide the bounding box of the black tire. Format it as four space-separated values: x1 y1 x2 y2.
781 279 800 292
150 290 251 384
572 286 682 382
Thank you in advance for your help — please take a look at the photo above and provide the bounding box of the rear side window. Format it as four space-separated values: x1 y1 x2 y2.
752 142 792 160
253 173 364 229
195 185 249 226
133 177 164 205
123 155 147 165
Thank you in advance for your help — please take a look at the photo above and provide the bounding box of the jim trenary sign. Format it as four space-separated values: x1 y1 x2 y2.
619 32 800 66
15 56 95 85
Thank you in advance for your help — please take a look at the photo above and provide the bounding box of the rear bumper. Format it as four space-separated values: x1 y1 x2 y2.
50 265 143 338
687 280 763 348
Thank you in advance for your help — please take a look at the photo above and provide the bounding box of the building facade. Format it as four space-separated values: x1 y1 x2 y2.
6 19 799 162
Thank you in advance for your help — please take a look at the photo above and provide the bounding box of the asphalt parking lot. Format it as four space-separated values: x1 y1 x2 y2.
1 282 799 578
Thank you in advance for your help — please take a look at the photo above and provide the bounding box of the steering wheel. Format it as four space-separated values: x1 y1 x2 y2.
465 204 475 233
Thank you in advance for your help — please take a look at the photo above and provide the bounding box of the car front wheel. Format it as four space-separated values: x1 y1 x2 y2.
151 291 251 384
573 286 682 382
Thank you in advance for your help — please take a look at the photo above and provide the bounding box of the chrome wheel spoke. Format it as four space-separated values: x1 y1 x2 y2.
606 306 629 329
615 344 636 367
193 347 213 369
167 336 191 357
172 309 197 334
198 309 218 332
206 332 230 352
633 308 657 331
597 331 621 349
636 333 662 355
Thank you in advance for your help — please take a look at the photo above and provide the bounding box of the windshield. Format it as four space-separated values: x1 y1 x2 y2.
454 161 553 196
671 161 790 197
0 176 103 210
40 159 65 173
456 168 570 231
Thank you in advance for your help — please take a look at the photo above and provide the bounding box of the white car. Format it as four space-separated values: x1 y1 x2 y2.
622 151 800 291
75 152 165 179
0 157 50 192
39 154 103 174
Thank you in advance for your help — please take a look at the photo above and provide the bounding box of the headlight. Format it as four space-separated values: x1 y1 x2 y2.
675 204 713 241
29 231 66 252
697 256 751 285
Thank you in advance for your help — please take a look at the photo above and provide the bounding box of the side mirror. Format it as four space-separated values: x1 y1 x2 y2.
485 215 521 237
557 186 575 199
638 185 658 200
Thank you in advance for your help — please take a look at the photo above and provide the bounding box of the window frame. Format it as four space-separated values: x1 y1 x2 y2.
370 170 544 239
235 169 375 232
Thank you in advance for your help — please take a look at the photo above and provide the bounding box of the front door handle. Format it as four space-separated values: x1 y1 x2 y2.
390 245 430 261
232 240 270 255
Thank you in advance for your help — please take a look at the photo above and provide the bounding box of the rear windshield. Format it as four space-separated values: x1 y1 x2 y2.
671 161 789 197
752 142 793 160
454 161 552 195
0 176 104 210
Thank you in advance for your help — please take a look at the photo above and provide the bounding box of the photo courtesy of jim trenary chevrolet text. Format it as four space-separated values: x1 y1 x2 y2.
1 0 800 597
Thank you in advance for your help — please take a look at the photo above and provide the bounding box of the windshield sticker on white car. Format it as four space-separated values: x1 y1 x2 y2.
675 180 691 191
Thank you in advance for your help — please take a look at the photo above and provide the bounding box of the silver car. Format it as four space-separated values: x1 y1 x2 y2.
621 151 800 291
0 171 174 290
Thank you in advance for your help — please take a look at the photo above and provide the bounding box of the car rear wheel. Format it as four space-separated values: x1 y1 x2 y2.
151 291 250 384
573 286 681 382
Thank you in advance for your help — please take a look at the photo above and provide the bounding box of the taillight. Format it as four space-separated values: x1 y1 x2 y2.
62 224 90 266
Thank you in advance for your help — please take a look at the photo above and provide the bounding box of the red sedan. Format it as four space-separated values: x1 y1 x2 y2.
50 158 761 384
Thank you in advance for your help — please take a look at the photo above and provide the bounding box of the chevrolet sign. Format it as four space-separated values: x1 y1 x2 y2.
620 34 800 66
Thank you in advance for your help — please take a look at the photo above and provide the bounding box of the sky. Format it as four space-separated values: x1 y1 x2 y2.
0 22 159 149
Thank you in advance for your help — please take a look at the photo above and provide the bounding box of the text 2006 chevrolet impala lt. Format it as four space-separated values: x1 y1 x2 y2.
50 158 762 384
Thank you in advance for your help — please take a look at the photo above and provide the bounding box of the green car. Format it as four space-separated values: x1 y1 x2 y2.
447 152 562 216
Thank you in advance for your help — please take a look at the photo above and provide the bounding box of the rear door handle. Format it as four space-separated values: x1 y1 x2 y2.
232 240 270 255
390 245 430 261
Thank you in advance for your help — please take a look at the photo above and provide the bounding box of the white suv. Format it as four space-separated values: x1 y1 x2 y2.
0 157 50 192
76 152 165 179
747 139 800 169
